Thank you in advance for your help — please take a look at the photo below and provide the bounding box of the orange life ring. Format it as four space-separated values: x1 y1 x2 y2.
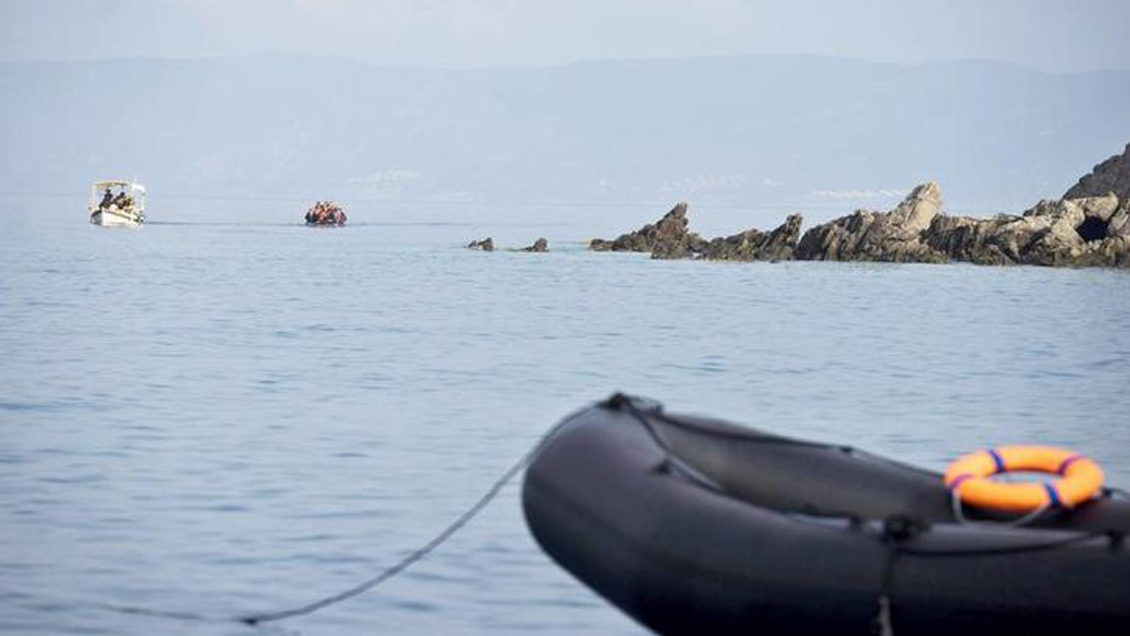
944 446 1104 513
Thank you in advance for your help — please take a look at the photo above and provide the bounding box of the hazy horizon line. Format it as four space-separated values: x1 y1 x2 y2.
4 50 1129 76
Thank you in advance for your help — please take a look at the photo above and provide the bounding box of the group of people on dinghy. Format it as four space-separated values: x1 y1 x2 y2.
304 201 347 226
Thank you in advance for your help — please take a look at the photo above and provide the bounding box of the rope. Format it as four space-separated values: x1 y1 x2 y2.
237 448 533 625
873 595 893 636
82 393 862 626
949 488 1050 528
611 394 724 492
95 409 580 626
872 541 899 636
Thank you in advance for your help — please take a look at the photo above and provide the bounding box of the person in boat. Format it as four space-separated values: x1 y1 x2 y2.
99 188 113 210
111 191 128 209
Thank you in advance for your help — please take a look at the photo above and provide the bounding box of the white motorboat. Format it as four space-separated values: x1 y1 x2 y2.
89 180 146 227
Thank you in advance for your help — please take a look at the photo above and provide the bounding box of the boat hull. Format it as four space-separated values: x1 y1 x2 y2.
522 398 1130 635
90 209 143 227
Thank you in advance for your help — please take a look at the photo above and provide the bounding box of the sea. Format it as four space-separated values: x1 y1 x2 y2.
2 195 1129 635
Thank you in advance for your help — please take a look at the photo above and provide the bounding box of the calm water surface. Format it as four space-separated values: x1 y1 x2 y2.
2 198 1129 635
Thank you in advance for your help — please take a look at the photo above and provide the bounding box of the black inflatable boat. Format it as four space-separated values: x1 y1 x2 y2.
522 395 1130 636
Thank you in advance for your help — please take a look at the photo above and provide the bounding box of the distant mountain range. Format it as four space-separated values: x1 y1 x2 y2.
2 54 1128 216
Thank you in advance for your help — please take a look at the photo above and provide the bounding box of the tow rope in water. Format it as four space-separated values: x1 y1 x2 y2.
94 412 579 627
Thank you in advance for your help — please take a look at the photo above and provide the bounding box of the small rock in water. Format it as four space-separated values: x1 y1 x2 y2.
521 238 549 252
467 238 494 252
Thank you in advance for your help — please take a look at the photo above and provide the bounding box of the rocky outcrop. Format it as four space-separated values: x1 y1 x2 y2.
795 183 947 262
590 202 703 255
795 180 1129 267
521 238 549 252
592 202 800 261
1064 143 1130 201
586 143 1130 268
925 194 1129 267
698 214 803 262
467 237 494 252
1109 197 1130 238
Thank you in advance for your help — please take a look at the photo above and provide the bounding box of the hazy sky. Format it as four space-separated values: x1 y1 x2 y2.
2 0 1129 71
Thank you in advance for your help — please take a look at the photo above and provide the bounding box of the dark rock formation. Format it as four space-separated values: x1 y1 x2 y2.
925 194 1129 267
1064 143 1130 201
467 237 494 252
650 233 709 260
795 183 947 262
521 238 549 252
698 214 803 262
921 214 1014 265
591 201 799 261
590 202 703 255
